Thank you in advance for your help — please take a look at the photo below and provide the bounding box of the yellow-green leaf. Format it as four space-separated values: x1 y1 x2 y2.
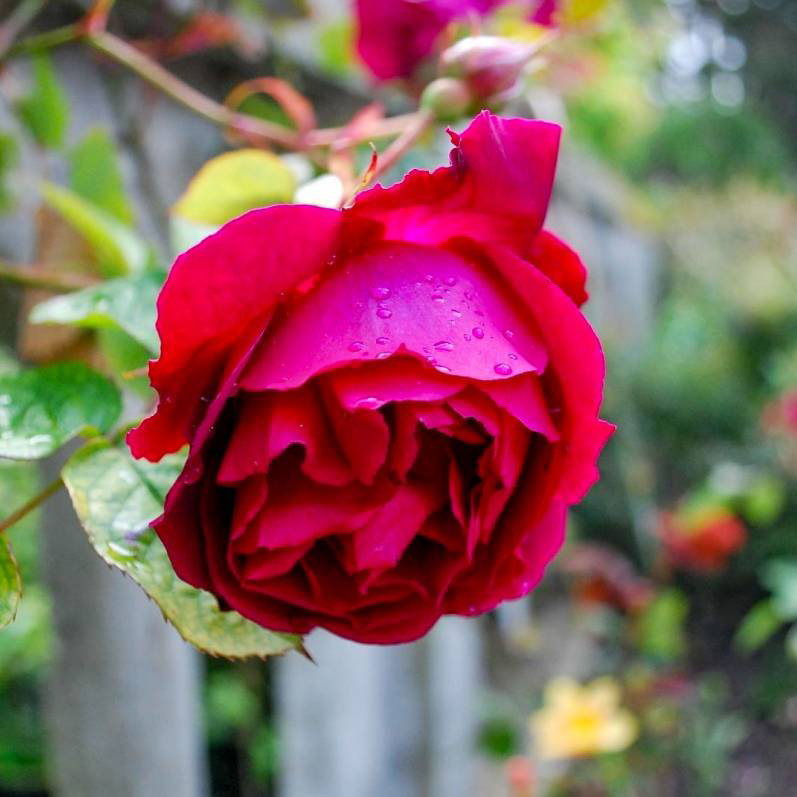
62 440 302 658
173 149 296 226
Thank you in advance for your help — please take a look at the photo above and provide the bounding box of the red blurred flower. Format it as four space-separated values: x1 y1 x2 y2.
561 543 653 613
128 112 611 644
354 0 558 80
657 505 746 573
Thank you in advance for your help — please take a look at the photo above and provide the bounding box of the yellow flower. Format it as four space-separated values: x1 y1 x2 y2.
530 676 638 760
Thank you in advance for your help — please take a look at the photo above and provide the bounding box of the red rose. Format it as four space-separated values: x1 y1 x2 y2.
657 505 746 573
128 112 612 644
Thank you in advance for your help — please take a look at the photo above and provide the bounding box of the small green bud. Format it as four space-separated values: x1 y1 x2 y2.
420 78 473 122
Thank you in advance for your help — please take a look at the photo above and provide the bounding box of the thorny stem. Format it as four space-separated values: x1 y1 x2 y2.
0 476 64 536
4 15 430 153
0 261 97 292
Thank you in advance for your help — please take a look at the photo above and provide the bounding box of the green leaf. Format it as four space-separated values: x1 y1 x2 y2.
734 599 783 653
40 182 150 277
15 53 69 149
0 362 121 460
62 440 301 658
173 149 296 226
635 587 688 662
30 271 163 354
0 537 21 629
763 560 797 621
69 128 134 224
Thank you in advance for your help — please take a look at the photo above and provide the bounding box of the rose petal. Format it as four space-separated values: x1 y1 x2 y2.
241 241 547 390
479 373 559 440
128 205 341 461
350 112 561 252
218 384 352 486
527 229 589 307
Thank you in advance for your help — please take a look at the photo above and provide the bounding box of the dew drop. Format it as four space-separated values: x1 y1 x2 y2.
355 397 381 410
424 274 435 283
376 307 393 319
463 334 472 342
474 308 484 317
451 309 462 318
504 329 515 340
464 290 474 301
376 351 391 360
443 276 456 286
434 340 454 352
348 341 366 352
371 286 392 300
435 365 452 374
508 353 518 361
375 336 390 345
431 293 445 303
494 363 513 376
472 327 485 339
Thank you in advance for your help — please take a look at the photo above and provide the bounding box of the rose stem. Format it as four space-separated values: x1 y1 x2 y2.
0 261 98 292
6 18 426 154
0 476 64 536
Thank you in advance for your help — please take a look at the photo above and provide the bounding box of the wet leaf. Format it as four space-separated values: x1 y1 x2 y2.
30 271 164 354
62 440 301 658
0 362 121 460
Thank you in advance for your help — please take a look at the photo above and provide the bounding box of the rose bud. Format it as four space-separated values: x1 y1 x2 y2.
421 77 474 121
355 0 506 81
128 112 612 644
440 35 536 102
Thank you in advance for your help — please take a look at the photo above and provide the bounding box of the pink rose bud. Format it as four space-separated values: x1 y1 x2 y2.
421 77 474 121
440 35 535 102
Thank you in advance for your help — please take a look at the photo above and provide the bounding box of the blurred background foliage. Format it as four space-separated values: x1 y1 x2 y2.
0 0 796 795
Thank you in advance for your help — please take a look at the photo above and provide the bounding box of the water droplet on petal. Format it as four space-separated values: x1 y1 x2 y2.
376 307 393 319
472 327 485 339
431 294 445 303
451 309 462 318
464 291 474 301
376 351 391 360
371 286 392 300
375 336 390 345
508 353 518 361
424 274 435 283
348 341 366 352
355 397 382 410
435 365 452 374
494 363 513 376
444 276 456 286
434 340 454 352
463 334 472 342
504 329 514 340
474 308 484 316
